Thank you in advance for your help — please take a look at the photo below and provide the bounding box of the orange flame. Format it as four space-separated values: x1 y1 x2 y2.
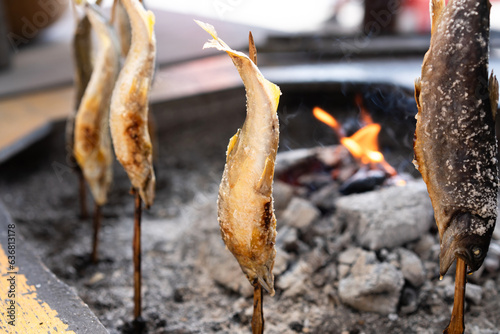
313 106 397 176
313 107 344 138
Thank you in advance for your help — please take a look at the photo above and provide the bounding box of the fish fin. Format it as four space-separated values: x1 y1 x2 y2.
146 10 155 40
249 31 257 65
489 72 499 120
196 20 282 111
226 129 240 162
257 155 275 195
414 78 422 109
430 0 445 35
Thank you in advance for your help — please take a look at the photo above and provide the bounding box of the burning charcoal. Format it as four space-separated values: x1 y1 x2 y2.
279 197 321 230
315 145 350 167
396 248 426 288
338 248 404 314
275 148 325 185
336 180 434 250
297 172 333 190
339 168 387 195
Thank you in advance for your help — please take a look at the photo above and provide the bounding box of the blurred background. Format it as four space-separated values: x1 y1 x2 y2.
1 0 500 159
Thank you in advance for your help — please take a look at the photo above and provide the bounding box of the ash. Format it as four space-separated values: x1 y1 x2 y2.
2 106 500 334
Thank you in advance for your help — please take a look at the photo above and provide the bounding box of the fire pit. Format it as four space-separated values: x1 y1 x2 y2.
2 57 500 334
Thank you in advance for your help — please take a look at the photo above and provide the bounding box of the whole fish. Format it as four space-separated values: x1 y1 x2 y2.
66 2 93 167
414 0 499 277
197 20 281 295
112 0 131 58
73 4 120 206
110 0 156 208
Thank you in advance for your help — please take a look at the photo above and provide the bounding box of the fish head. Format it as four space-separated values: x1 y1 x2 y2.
440 212 494 277
242 264 275 297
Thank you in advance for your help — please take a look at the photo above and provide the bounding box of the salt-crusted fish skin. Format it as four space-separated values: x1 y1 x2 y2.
73 3 120 206
414 0 499 277
110 0 156 208
197 20 281 295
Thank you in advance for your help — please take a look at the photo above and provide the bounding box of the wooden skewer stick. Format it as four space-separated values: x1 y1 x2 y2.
133 190 142 319
251 282 264 334
91 202 101 263
443 258 467 334
78 171 88 219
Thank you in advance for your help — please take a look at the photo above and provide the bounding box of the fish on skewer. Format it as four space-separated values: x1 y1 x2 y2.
73 3 120 263
66 0 96 219
111 0 131 57
110 0 156 209
414 0 499 332
109 0 155 319
197 20 281 334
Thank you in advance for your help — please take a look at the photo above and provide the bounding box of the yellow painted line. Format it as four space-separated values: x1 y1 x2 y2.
0 246 76 333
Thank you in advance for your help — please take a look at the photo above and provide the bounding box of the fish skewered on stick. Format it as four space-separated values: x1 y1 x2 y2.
414 0 499 332
110 0 156 319
197 20 281 334
73 2 120 263
67 0 101 220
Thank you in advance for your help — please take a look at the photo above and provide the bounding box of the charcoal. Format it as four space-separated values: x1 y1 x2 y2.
338 248 404 314
339 168 387 195
396 248 426 288
280 197 321 230
336 180 434 251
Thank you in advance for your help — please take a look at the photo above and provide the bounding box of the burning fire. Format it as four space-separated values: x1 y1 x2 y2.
313 106 398 177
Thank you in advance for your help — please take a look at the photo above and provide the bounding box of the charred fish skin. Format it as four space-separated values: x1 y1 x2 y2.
414 0 499 276
197 21 281 295
73 4 120 206
110 0 156 208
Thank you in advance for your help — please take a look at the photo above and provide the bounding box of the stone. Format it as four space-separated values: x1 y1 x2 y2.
280 197 321 230
335 180 434 251
338 248 404 314
396 248 426 287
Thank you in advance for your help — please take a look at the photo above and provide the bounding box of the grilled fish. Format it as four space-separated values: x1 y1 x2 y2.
112 0 131 57
197 20 281 295
414 0 499 277
73 4 120 206
110 0 156 208
66 1 94 168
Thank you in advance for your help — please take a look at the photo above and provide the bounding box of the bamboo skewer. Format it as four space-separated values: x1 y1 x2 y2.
444 258 467 334
78 171 88 219
251 283 264 334
91 203 101 263
133 190 142 319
